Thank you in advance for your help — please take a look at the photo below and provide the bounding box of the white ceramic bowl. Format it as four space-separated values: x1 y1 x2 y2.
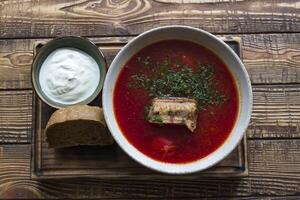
103 25 252 174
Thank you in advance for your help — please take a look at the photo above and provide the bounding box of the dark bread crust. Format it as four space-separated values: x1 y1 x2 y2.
45 105 114 148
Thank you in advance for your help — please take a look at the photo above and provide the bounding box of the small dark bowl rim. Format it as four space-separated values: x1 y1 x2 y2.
31 36 107 109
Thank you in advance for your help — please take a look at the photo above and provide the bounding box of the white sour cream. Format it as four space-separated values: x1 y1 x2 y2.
39 48 100 105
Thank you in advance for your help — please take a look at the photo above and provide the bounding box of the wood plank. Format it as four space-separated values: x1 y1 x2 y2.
0 90 32 144
1 0 300 39
248 139 300 178
1 139 300 198
1 83 300 143
226 197 300 200
248 84 300 139
1 33 300 89
242 34 300 84
0 39 34 89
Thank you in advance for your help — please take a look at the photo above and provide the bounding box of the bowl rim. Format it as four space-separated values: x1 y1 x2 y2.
31 36 107 109
103 25 253 174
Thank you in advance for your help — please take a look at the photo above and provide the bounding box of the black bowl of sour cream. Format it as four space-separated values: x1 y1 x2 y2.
32 36 106 108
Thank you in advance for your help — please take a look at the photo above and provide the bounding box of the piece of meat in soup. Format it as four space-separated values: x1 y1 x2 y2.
147 97 198 132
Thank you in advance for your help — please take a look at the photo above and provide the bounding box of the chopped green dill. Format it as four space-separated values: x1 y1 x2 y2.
167 110 175 116
149 114 163 125
136 56 152 66
130 57 227 110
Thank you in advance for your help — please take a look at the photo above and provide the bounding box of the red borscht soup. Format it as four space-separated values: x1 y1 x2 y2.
114 40 239 163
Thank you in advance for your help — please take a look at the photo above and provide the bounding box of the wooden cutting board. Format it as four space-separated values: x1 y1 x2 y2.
31 37 248 179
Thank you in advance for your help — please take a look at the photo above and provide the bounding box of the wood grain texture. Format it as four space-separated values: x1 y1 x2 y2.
0 90 32 144
223 197 300 200
1 139 300 198
0 0 300 38
248 84 300 139
242 34 300 84
0 33 300 89
0 39 34 89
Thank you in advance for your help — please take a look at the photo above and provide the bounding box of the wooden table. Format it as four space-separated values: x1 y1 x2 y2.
0 0 299 199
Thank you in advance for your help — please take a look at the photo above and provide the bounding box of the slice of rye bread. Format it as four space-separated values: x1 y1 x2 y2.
45 105 114 148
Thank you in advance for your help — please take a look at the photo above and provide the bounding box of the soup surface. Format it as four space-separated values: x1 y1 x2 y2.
114 40 238 163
